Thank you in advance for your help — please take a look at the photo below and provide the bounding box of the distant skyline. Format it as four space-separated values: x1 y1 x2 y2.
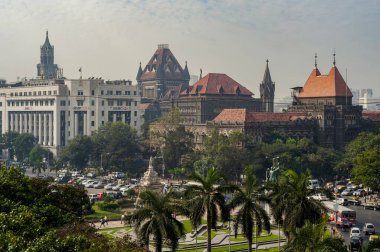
0 0 379 99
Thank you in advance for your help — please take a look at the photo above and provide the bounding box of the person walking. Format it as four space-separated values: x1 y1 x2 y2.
99 218 106 228
104 216 108 225
121 214 125 224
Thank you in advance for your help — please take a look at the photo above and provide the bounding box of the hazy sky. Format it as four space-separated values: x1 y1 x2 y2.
0 0 379 99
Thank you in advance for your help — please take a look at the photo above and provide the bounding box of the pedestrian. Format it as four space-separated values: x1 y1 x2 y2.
121 214 125 224
99 218 105 228
104 216 108 225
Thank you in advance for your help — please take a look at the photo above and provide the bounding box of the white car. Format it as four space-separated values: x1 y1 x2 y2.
350 227 362 239
341 189 353 196
88 193 98 201
93 182 104 189
311 193 328 201
363 223 376 235
85 181 97 188
112 184 124 191
104 183 115 190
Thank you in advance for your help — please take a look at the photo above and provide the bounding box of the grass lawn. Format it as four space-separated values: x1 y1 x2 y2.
85 203 122 220
97 226 132 238
230 233 280 243
180 245 281 252
181 219 208 233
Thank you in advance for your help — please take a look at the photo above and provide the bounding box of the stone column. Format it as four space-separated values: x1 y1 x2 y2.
74 113 78 136
113 113 116 122
38 113 43 145
10 113 14 131
23 113 27 133
33 113 37 138
15 113 19 132
122 113 126 123
83 112 87 135
44 113 48 146
28 113 32 133
49 112 53 146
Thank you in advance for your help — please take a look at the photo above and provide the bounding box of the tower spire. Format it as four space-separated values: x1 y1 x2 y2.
333 49 336 66
314 53 318 69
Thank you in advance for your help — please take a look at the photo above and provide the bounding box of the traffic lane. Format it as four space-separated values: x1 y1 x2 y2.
340 205 380 245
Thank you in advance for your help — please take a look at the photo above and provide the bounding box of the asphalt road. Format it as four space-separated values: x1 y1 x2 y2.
339 205 380 245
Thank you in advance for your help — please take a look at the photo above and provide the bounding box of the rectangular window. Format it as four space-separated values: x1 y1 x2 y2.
91 121 95 126
134 101 137 106
101 100 105 106
78 90 83 96
91 90 95 96
101 90 104 95
68 131 70 136
134 91 137 95
107 90 113 95
29 92 32 96
68 121 70 126
40 101 43 106
43 91 46 95
108 100 114 106
60 100 66 106
77 100 84 106
91 100 95 106
117 100 123 106
50 100 54 106
24 92 27 96
38 91 41 95
45 100 48 106
54 90 57 95
68 111 70 116
102 121 104 125
101 111 104 116
68 101 70 106
91 111 95 116
0 102 2 106
134 121 137 126
48 91 51 95
134 111 137 116
21 101 24 106
116 91 122 95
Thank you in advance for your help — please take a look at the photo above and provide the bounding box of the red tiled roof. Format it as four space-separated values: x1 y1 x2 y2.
138 103 153 110
362 110 380 121
139 47 187 81
213 109 309 123
181 73 253 96
298 66 353 98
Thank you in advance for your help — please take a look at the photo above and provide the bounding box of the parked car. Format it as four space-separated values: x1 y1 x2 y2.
85 181 98 188
104 183 116 190
104 191 122 199
363 223 376 235
335 197 348 206
353 189 365 197
112 184 124 191
350 227 362 239
341 189 353 196
93 182 105 189
369 235 379 241
311 193 328 201
88 193 98 202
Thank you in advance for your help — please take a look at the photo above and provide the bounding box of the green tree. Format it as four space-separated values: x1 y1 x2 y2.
203 129 248 181
92 122 140 172
130 190 185 252
266 170 326 237
0 131 20 159
29 146 53 176
283 221 347 252
343 132 380 191
14 133 36 161
60 135 93 170
185 168 232 252
229 165 271 252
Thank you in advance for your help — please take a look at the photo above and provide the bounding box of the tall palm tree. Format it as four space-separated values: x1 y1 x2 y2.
130 190 185 252
283 221 346 252
185 168 232 252
229 166 271 252
266 170 326 237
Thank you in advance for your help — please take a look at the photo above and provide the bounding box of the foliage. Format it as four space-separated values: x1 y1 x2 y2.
29 145 53 175
229 165 270 252
92 122 141 173
60 135 93 170
130 190 186 252
364 238 380 252
14 133 36 161
203 129 248 181
0 131 20 159
342 132 380 190
185 168 233 252
266 170 326 237
283 220 346 252
98 201 120 212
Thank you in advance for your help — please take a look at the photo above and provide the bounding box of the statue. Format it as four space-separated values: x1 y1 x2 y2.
266 158 280 182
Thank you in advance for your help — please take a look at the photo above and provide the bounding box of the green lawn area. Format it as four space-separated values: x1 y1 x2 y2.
180 245 280 252
230 233 280 243
85 203 122 220
181 219 208 233
98 226 132 238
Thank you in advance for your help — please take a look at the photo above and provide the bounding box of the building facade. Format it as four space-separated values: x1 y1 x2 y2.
0 79 141 155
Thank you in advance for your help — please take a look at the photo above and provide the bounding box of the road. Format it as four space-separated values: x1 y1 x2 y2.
339 204 380 245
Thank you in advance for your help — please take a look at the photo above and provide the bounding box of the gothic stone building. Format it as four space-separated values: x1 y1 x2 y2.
36 31 62 80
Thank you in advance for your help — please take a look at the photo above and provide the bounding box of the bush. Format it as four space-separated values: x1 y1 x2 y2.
117 199 135 208
98 201 119 212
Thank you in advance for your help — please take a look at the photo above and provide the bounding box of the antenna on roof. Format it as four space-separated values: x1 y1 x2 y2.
345 68 348 106
333 49 336 66
314 53 318 69
199 68 203 79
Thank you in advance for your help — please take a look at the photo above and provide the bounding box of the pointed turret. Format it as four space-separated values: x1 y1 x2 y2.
183 61 190 81
42 30 52 49
136 62 143 81
260 59 275 112
37 30 58 79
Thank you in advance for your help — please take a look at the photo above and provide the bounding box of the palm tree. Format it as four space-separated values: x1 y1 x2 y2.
283 221 346 252
229 166 271 252
266 170 326 238
185 167 232 252
130 190 185 252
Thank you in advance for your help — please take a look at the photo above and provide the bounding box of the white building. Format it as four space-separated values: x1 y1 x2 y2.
0 78 142 155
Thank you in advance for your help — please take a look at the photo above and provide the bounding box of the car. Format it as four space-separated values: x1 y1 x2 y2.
82 180 94 186
350 227 362 239
88 193 98 202
350 236 362 251
104 183 116 190
335 198 348 206
85 181 98 188
112 184 124 191
93 182 105 189
341 189 353 196
353 189 365 197
363 223 376 235
311 193 328 201
369 235 379 241
347 184 359 190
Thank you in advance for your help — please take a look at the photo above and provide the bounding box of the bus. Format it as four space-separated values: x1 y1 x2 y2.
323 201 356 227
